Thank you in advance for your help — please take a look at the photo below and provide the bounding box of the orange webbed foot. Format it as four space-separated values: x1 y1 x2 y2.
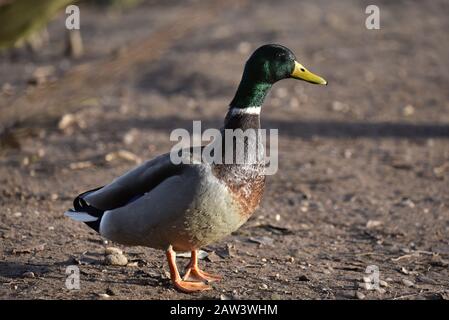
173 279 212 293
184 266 222 283
166 246 216 293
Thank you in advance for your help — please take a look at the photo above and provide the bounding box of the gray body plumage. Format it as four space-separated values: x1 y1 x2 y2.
81 152 247 251
65 108 266 252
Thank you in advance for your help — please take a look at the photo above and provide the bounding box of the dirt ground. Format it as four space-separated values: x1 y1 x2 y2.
0 0 448 300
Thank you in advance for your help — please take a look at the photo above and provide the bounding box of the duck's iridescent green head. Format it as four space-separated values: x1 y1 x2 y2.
245 44 327 85
230 44 327 108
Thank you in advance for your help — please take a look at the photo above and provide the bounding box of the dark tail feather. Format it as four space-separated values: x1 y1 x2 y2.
69 186 105 232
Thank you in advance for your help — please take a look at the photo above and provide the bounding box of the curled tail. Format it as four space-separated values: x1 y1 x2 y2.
64 187 104 232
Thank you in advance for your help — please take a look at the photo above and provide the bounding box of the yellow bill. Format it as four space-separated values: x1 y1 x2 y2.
291 61 327 85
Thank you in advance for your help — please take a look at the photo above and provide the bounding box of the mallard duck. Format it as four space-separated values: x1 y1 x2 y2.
65 44 327 293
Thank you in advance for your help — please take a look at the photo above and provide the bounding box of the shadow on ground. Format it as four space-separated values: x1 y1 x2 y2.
97 116 449 139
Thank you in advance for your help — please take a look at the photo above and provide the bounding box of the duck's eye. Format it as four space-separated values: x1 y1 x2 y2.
276 53 286 60
300 68 305 72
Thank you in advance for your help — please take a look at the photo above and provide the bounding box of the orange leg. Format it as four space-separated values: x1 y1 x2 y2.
183 250 222 283
166 246 211 293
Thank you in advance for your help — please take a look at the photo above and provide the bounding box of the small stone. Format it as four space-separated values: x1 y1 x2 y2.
50 193 59 201
366 220 383 229
105 150 141 164
331 101 350 113
13 212 22 217
123 129 139 145
402 279 414 287
48 226 54 231
400 267 409 275
399 198 415 208
356 291 365 300
358 282 369 290
379 280 388 287
220 294 232 300
275 214 281 222
271 293 282 300
98 293 110 299
69 161 93 170
205 251 221 262
344 149 353 159
259 284 268 290
402 104 415 116
127 262 138 267
22 271 35 278
105 253 128 266
58 113 85 132
105 247 123 255
299 223 311 230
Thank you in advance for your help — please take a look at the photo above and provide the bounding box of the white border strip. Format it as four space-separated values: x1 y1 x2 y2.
229 106 261 115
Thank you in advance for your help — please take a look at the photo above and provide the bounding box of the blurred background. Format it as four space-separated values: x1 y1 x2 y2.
0 0 448 300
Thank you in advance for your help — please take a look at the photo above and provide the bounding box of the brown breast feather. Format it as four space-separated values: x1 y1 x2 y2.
212 164 266 217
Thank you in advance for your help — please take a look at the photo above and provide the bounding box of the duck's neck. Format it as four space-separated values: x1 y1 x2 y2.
225 76 272 130
230 76 272 109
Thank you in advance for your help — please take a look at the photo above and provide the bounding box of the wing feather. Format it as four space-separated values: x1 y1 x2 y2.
83 153 182 210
